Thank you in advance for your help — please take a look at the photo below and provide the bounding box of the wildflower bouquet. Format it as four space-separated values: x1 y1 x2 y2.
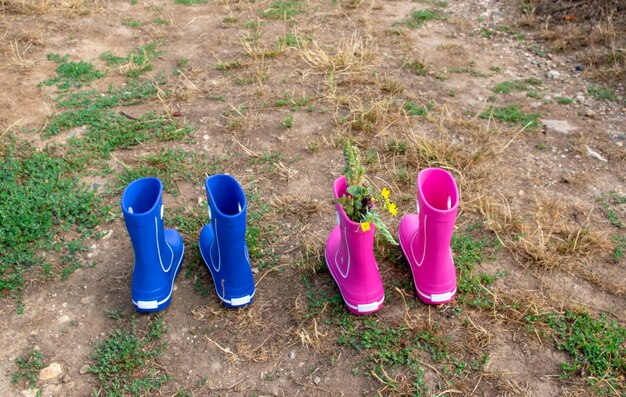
336 143 398 245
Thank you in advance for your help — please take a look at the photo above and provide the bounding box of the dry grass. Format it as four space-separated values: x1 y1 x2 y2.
298 31 376 77
9 39 34 68
478 192 612 272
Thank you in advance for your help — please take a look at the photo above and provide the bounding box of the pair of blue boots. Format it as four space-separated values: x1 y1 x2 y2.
121 175 255 312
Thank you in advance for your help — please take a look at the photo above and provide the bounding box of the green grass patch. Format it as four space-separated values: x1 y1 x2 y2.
555 96 573 105
597 192 626 229
12 349 46 388
613 235 626 261
117 149 217 195
479 104 540 129
122 18 143 28
41 53 106 90
174 0 207 5
493 77 542 94
100 43 161 77
281 114 293 129
0 139 107 296
587 85 619 102
452 231 504 309
399 8 445 28
528 310 626 392
215 61 243 71
404 101 428 116
246 188 279 270
261 0 304 19
89 316 170 396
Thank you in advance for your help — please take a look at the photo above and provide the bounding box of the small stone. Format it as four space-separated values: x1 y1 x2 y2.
20 389 39 397
203 134 209 140
62 374 71 383
58 315 71 325
80 296 95 305
79 364 91 375
39 362 63 381
585 109 596 118
519 190 525 196
251 267 259 274
546 70 560 79
288 350 296 359
575 95 585 103
313 376 321 385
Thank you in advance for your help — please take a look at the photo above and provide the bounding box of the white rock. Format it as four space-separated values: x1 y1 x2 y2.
541 119 577 134
20 389 40 397
586 146 608 162
313 376 321 385
39 362 63 381
288 350 296 359
546 70 560 79
79 364 91 375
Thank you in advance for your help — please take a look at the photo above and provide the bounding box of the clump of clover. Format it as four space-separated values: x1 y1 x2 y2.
336 143 398 245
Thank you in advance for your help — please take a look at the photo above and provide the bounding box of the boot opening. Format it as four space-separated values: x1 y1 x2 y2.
122 178 161 214
420 169 458 211
207 174 246 216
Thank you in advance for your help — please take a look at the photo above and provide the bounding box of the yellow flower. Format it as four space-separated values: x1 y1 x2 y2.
381 187 390 200
360 222 371 232
388 203 398 216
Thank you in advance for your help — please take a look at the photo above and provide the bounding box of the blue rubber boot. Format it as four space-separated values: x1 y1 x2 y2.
121 178 184 312
199 174 255 308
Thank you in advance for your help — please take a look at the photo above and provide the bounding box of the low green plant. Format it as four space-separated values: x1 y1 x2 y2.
0 140 106 295
480 27 495 39
452 232 503 308
246 189 279 270
493 77 542 94
41 53 106 89
335 143 398 245
587 85 619 102
174 0 208 5
281 114 293 129
100 43 161 77
597 192 625 229
215 61 242 71
613 235 626 261
12 349 45 388
122 18 143 28
479 104 540 129
403 101 428 116
116 149 209 194
260 0 304 19
399 9 445 28
89 316 170 396
555 96 573 105
529 310 626 392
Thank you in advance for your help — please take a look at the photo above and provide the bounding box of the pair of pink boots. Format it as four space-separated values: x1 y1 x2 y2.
325 168 459 315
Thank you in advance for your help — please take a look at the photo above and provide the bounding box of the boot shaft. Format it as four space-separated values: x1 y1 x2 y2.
204 174 251 279
416 168 458 250
332 176 379 282
121 178 173 272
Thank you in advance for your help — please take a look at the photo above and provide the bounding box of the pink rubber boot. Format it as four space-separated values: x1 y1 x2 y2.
398 168 459 305
325 176 385 315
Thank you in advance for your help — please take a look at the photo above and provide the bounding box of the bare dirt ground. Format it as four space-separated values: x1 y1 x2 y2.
1 0 625 396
